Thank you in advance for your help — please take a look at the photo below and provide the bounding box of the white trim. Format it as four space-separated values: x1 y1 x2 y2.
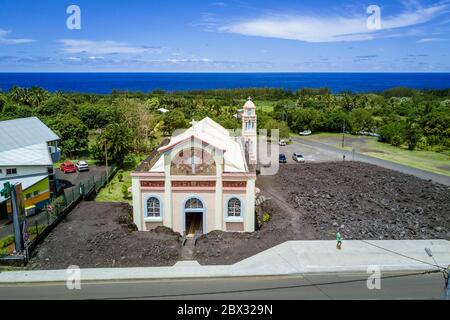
144 217 163 222
225 217 244 223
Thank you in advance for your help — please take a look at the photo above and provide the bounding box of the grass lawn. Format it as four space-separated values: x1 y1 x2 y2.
95 155 146 204
255 100 275 113
303 133 450 176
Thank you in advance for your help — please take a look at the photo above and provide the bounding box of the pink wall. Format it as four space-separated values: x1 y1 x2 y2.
145 221 163 230
172 190 216 234
226 222 244 232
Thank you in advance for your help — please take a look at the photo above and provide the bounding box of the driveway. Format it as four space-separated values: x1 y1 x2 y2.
291 137 450 186
56 165 110 191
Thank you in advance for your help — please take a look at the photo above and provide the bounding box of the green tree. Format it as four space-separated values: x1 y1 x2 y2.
78 103 113 129
38 96 75 116
404 121 423 150
391 135 403 147
48 117 89 155
349 108 374 133
263 119 290 139
96 123 133 166
163 109 188 134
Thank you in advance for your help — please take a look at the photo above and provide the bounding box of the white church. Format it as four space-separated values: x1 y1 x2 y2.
131 97 258 235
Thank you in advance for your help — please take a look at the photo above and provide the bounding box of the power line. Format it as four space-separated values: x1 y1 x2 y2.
99 270 440 300
360 240 446 271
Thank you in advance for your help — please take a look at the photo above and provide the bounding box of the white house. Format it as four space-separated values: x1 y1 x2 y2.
0 117 60 218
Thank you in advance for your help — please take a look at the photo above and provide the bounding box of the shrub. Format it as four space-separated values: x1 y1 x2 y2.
0 235 14 249
262 212 271 223
29 224 47 235
122 184 130 199
0 249 9 258
416 136 429 150
117 171 124 182
0 235 15 256
391 135 402 147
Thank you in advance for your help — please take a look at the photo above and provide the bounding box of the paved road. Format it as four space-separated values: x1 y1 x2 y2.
56 165 110 191
292 137 450 186
0 272 446 300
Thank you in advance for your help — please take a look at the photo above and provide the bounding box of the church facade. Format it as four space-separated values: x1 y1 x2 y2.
131 98 258 235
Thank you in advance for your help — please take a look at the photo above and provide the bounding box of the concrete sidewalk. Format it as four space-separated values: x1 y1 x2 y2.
0 240 449 284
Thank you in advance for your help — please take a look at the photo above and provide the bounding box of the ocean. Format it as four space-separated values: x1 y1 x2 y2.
0 72 449 94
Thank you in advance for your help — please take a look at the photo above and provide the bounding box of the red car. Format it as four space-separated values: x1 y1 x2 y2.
60 161 77 173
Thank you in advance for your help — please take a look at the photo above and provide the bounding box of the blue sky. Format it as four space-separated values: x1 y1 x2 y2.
0 0 449 72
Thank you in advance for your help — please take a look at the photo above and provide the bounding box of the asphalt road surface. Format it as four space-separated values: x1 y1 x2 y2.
290 137 450 186
0 272 447 300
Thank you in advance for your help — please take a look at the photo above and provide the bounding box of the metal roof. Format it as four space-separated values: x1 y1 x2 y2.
0 117 60 152
0 142 53 166
151 117 247 173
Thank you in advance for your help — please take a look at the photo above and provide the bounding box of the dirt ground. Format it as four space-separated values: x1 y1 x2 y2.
29 162 450 269
194 162 450 265
28 202 181 270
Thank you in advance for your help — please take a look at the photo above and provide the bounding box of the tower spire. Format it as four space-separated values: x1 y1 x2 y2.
242 97 257 164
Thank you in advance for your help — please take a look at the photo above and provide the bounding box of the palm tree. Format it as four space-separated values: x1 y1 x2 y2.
8 86 25 104
98 123 132 166
27 86 50 108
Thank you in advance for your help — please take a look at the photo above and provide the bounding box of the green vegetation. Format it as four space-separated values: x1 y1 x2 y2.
0 234 14 257
96 155 145 203
0 86 448 174
0 224 47 257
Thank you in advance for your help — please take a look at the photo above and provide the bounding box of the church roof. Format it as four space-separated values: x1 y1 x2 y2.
151 117 247 173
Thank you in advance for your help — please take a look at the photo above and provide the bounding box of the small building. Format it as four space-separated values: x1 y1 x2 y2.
131 98 258 235
0 117 60 218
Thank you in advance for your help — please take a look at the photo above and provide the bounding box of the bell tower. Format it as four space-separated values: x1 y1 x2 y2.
242 97 257 163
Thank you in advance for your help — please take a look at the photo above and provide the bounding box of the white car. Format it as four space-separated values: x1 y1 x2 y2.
292 153 305 163
299 130 312 136
278 139 287 146
76 161 89 172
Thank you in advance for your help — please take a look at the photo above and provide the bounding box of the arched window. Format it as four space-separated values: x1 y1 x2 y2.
185 198 203 209
146 197 161 217
227 198 241 217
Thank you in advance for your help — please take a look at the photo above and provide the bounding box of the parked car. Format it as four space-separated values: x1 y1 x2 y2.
60 161 77 173
278 139 287 146
299 130 312 136
76 161 89 172
292 153 305 163
279 154 287 163
357 131 381 138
